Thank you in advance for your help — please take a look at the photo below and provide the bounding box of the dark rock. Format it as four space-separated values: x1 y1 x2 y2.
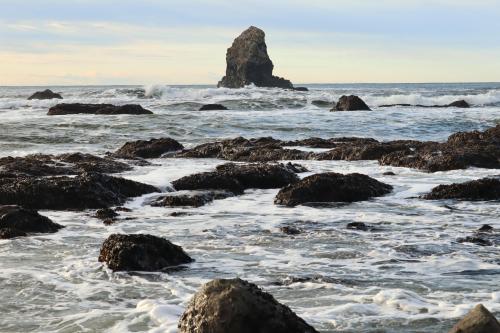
285 137 378 149
448 304 500 333
294 87 309 92
333 95 371 111
284 162 309 173
479 224 493 232
275 172 392 207
217 26 294 89
115 207 132 212
280 226 301 235
311 100 332 108
102 219 117 226
0 172 158 210
113 138 184 159
48 103 153 115
28 89 62 100
347 222 369 231
457 236 492 246
383 171 396 176
95 208 119 220
422 178 500 201
199 104 228 111
98 234 193 272
0 228 27 239
178 278 318 333
316 140 423 161
0 205 63 237
172 172 245 195
448 100 470 108
379 100 470 108
151 191 232 208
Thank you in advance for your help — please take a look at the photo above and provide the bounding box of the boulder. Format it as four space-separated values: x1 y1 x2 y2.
113 138 184 159
28 89 62 100
333 95 371 111
280 226 301 235
0 205 63 238
422 178 500 201
449 304 500 333
172 172 245 195
95 208 119 220
217 26 293 89
448 100 470 108
199 104 228 111
178 278 318 333
98 234 193 272
275 172 392 207
151 191 232 208
346 222 369 231
0 172 158 210
48 103 153 115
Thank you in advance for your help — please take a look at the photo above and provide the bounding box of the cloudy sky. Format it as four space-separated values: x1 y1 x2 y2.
1 0 499 85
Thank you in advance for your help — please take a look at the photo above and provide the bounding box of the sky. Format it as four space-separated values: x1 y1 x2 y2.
0 0 499 85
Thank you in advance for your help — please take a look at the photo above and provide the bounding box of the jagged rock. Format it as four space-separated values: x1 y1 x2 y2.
199 104 228 111
275 172 392 207
422 178 500 201
332 95 371 111
98 234 193 272
28 89 62 100
95 208 119 220
0 205 63 238
449 304 500 333
315 140 424 161
178 278 318 333
151 191 232 208
479 224 493 232
217 26 293 89
0 172 158 210
48 103 153 115
113 138 184 159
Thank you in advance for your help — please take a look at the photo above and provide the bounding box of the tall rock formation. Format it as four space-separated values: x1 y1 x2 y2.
218 26 294 89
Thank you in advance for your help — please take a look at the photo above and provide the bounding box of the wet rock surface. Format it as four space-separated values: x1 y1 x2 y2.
0 172 158 210
99 234 193 272
217 26 293 89
48 103 153 115
422 178 500 201
151 191 232 208
379 99 470 108
113 138 184 159
275 172 392 207
333 95 371 111
199 104 228 111
28 89 63 100
0 205 63 239
178 278 318 333
449 304 500 333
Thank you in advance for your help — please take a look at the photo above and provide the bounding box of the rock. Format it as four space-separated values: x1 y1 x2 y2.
217 26 294 89
347 222 369 231
448 304 500 333
284 162 309 173
0 228 27 239
99 234 193 272
383 171 396 176
151 191 232 208
199 104 228 111
172 172 245 195
48 103 153 115
178 278 318 333
275 172 392 207
0 205 63 237
113 138 184 159
316 140 423 161
479 224 493 232
379 100 470 108
0 172 158 210
448 100 470 108
332 95 371 111
102 218 117 226
422 178 500 201
57 153 132 174
95 208 119 220
280 226 301 235
28 89 62 100
294 87 309 92
457 236 492 246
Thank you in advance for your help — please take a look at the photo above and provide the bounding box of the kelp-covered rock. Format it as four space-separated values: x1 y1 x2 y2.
449 304 500 333
178 278 318 333
333 95 371 111
0 205 63 238
28 89 62 100
275 172 392 207
422 178 500 201
0 172 158 210
48 103 153 115
98 234 193 272
113 138 184 159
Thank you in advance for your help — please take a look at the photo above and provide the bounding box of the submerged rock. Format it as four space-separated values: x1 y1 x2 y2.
333 95 371 111
99 234 193 272
151 191 232 208
422 178 500 201
28 89 62 100
217 26 293 89
178 278 318 333
294 87 309 92
199 104 228 111
457 236 492 246
48 103 153 115
379 100 470 108
449 304 500 333
0 205 63 238
280 226 302 235
95 208 119 220
0 172 158 210
346 222 369 231
275 172 392 207
113 138 184 159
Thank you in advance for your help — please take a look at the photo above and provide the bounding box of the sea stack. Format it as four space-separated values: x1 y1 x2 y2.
218 26 294 89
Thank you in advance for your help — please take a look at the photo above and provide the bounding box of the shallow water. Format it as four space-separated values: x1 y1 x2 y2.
0 83 499 332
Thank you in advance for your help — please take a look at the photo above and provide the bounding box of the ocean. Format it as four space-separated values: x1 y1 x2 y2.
1 83 500 332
